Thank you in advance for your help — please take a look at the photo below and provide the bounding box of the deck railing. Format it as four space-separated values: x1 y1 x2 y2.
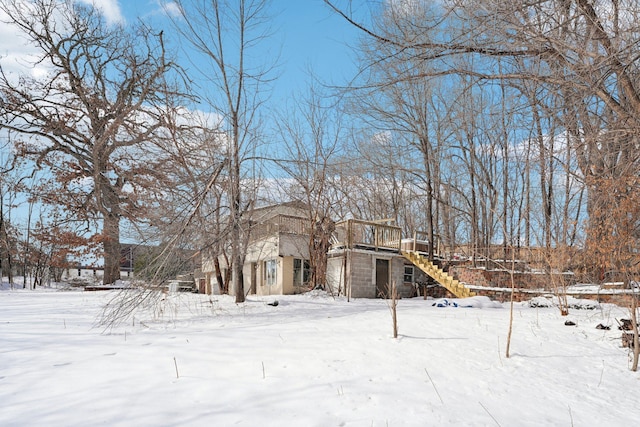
331 219 402 252
400 231 445 256
249 214 311 242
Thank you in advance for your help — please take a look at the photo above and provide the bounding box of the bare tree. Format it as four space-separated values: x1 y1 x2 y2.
346 45 444 256
324 1 640 314
338 1 535 266
0 140 20 285
0 0 180 284
168 0 276 303
630 293 639 372
129 118 228 287
274 86 343 291
387 280 399 339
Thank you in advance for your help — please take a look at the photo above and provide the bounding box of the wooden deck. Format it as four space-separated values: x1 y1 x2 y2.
330 219 402 252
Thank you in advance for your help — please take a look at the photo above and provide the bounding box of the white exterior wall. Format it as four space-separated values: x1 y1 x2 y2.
245 236 279 264
278 234 310 258
326 254 346 295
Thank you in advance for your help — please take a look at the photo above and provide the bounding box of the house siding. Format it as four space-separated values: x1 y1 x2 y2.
278 234 310 258
281 256 295 295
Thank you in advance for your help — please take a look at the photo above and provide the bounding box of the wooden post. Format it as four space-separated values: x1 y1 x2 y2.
413 231 417 252
374 224 379 251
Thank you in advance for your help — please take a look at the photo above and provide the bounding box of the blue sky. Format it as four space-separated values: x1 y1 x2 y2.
273 1 361 98
0 0 363 105
121 0 363 104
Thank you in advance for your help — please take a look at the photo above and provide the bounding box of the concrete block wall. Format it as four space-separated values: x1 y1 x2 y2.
349 251 375 298
327 250 414 299
392 257 415 298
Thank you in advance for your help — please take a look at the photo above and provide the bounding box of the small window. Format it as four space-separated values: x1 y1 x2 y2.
265 259 277 286
404 265 414 283
293 258 310 287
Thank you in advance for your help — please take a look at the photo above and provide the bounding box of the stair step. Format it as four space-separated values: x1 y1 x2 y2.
402 250 474 299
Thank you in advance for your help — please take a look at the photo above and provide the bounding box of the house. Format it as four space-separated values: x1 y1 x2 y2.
201 201 313 296
201 202 477 299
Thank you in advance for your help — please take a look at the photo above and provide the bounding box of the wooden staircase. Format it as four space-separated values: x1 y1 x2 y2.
402 251 475 298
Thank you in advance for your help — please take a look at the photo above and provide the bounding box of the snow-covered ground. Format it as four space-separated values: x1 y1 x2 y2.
1 286 639 426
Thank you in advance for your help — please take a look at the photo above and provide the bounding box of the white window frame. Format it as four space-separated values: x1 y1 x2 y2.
265 259 277 287
293 258 310 287
403 265 414 283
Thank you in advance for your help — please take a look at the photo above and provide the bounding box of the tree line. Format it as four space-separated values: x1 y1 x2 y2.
326 0 640 285
2 0 640 302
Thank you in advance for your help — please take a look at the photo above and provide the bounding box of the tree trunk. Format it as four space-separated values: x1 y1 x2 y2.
223 252 232 294
214 257 226 294
419 136 435 260
0 195 14 285
467 137 479 268
310 216 334 289
231 118 244 303
631 296 639 372
97 171 122 286
102 212 121 285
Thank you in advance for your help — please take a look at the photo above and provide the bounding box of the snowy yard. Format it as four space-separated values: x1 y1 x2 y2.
1 287 639 426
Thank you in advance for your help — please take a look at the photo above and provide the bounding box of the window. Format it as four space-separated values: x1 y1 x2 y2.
404 265 414 283
265 259 277 286
293 258 310 287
